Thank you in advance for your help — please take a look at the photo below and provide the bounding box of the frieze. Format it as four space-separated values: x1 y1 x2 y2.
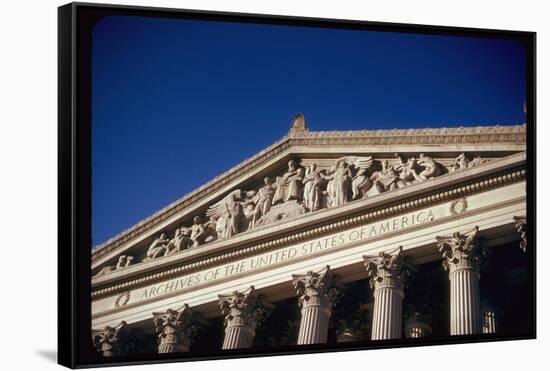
97 207 441 310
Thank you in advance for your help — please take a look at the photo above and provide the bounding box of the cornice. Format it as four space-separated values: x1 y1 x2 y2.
92 124 526 262
91 161 526 300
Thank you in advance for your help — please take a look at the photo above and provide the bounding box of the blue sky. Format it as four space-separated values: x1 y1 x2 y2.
91 15 526 246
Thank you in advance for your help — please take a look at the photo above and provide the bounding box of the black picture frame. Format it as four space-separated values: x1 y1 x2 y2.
58 2 536 368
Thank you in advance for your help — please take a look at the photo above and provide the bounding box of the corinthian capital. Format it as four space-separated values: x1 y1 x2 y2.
437 226 488 273
292 265 344 309
92 321 134 357
363 246 414 290
152 304 204 353
513 216 527 252
218 286 274 329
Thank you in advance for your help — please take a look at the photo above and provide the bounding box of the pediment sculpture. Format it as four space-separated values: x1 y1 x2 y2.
97 152 489 271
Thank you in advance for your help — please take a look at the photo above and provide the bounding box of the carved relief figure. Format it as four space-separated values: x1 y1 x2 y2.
451 153 469 172
302 163 327 211
323 160 353 207
371 160 402 192
207 190 247 239
95 254 134 276
272 160 304 205
115 255 134 269
252 177 276 226
345 156 375 199
187 216 207 248
147 233 171 259
393 154 419 184
469 155 485 167
417 154 442 180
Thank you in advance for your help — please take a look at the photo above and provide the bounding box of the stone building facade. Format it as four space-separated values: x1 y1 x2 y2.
91 115 530 356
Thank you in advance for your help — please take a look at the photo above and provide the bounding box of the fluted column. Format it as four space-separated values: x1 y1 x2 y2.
219 286 273 349
437 226 489 335
293 265 343 345
92 321 132 357
364 246 414 340
152 304 203 353
513 216 527 252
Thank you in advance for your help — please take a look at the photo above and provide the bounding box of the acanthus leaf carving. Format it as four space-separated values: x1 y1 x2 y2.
437 226 489 274
292 265 344 309
218 286 274 330
152 304 205 353
363 246 415 290
92 321 135 357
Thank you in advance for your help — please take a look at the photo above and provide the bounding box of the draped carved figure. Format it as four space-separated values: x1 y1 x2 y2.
251 177 276 226
207 189 247 239
272 160 305 205
323 160 353 207
302 163 327 211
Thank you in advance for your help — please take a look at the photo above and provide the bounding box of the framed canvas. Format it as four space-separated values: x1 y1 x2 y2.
58 2 536 368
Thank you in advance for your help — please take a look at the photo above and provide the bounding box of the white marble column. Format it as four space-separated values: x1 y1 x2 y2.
364 246 414 340
437 226 488 335
219 286 273 350
293 265 343 345
152 304 203 353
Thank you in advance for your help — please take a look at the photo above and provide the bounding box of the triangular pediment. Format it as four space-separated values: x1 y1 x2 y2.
91 119 526 274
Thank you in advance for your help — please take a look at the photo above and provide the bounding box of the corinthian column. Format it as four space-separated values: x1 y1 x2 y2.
92 321 133 357
364 246 414 340
219 286 273 349
437 226 489 335
292 265 343 345
152 304 203 353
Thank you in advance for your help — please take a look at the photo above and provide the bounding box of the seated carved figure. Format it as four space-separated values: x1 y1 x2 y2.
272 160 304 205
371 160 402 192
451 153 469 172
417 153 442 180
147 233 170 259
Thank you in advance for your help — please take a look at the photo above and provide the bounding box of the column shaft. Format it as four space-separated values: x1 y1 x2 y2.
449 268 481 335
297 305 331 345
222 325 255 349
438 226 487 336
371 287 403 340
158 343 188 353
